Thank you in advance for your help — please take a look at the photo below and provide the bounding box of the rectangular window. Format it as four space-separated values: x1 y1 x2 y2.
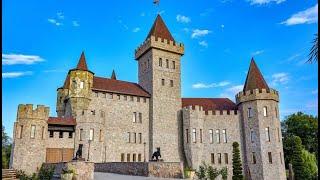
211 153 215 164
200 129 203 143
127 154 130 162
95 92 99 97
82 110 85 115
99 130 102 142
89 129 94 141
147 59 150 68
166 59 169 68
49 130 54 138
102 93 106 98
143 98 146 103
172 61 175 69
159 58 162 67
133 133 136 143
117 95 120 100
265 127 270 142
139 133 142 144
222 129 227 143
268 152 272 164
127 132 131 143
133 154 136 162
192 128 196 143
209 129 213 143
224 153 228 164
218 153 222 164
69 132 73 138
277 128 281 142
137 97 140 102
133 112 137 123
139 113 142 123
186 129 189 143
42 126 45 139
216 129 220 143
18 125 23 139
31 125 36 138
80 129 84 141
109 93 113 99
263 106 268 117
121 153 125 162
252 152 256 164
59 131 63 138
170 80 173 87
161 79 165 86
250 129 254 143
138 154 142 162
124 95 127 101
80 81 84 89
280 152 283 164
130 96 134 101
248 108 253 118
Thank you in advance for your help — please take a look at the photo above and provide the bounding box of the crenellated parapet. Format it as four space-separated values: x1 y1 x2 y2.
17 104 50 120
135 36 184 59
236 88 279 105
183 105 238 117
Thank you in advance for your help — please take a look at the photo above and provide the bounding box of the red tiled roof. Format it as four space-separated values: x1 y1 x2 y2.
146 14 175 42
48 117 76 126
243 58 269 92
76 51 88 71
182 98 237 111
92 76 150 97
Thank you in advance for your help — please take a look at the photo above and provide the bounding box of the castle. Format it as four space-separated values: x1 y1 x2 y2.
10 15 286 179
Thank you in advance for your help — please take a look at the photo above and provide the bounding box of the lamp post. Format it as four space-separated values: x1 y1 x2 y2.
143 142 146 162
87 139 92 161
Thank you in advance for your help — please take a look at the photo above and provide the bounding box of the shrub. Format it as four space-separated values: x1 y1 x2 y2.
220 167 228 180
195 161 208 180
207 165 219 180
38 164 55 180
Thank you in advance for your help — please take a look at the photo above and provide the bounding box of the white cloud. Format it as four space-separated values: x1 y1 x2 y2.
2 71 33 78
132 27 140 33
57 12 64 19
118 19 128 30
43 69 66 73
248 0 285 5
48 18 62 26
2 53 44 65
311 89 318 94
140 12 145 17
271 73 289 85
199 41 208 48
191 29 211 39
72 21 80 27
226 85 244 94
192 81 230 89
251 50 264 56
281 4 318 25
176 15 191 23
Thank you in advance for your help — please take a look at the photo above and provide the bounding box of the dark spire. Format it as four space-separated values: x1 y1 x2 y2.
76 51 88 71
111 70 117 80
243 58 270 92
146 14 175 42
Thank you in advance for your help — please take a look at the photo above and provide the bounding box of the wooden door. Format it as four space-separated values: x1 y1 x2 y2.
46 148 74 163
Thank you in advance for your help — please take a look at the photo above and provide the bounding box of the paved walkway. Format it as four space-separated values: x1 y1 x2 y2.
94 172 183 180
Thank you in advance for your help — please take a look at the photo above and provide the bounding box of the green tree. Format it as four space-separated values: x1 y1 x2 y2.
196 161 208 180
206 165 219 180
301 149 318 179
232 142 243 180
290 136 310 180
308 33 318 63
2 126 12 169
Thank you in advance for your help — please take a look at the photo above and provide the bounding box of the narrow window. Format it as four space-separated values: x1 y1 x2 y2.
133 133 136 143
121 153 125 162
80 129 84 141
102 93 106 98
133 154 136 162
91 110 95 115
248 108 253 118
127 132 131 143
268 152 272 164
224 153 228 164
192 128 196 143
139 113 142 123
211 153 215 164
99 130 102 142
137 97 140 102
49 130 54 138
109 93 113 99
186 129 189 143
124 95 127 101
130 96 134 101
127 154 130 162
222 129 227 143
41 127 45 139
18 125 23 139
117 95 120 100
209 129 213 143
138 154 142 162
172 61 175 69
200 129 203 143
275 107 278 118
170 80 173 87
72 80 77 89
31 125 36 139
216 129 220 143
161 79 165 86
82 110 85 115
89 129 94 141
59 131 63 138
143 98 146 103
133 112 137 123
265 127 270 142
147 59 150 68
159 58 162 67
100 110 105 118
139 133 142 144
95 92 99 97
263 106 267 117
166 59 169 68
277 127 281 142
80 81 84 89
69 132 73 138
280 152 283 164
218 153 222 164
252 152 256 164
250 129 254 143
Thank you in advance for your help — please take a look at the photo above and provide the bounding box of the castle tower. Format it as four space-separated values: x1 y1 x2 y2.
135 15 184 162
236 59 286 180
57 52 94 118
10 104 49 175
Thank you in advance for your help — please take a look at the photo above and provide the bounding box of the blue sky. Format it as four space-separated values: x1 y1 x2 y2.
3 0 318 137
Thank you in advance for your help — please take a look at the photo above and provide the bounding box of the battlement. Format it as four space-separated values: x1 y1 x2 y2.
17 104 50 120
183 105 238 116
235 88 279 104
135 35 184 59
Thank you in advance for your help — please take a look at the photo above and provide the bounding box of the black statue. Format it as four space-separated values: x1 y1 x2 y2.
151 147 161 161
73 144 83 160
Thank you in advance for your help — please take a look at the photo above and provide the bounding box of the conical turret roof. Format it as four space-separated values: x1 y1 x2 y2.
76 51 88 71
146 14 175 42
111 70 117 80
243 58 269 92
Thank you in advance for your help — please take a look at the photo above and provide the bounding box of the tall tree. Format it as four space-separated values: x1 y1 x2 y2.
301 149 318 178
232 142 244 180
2 126 12 168
308 33 318 63
290 136 310 180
